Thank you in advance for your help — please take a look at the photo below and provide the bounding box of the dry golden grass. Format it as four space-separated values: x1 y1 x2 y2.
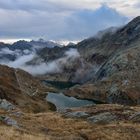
1 121 140 140
1 105 140 140
12 111 140 140
0 126 49 140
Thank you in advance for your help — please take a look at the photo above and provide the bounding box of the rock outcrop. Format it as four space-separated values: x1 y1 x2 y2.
0 65 56 112
64 16 140 105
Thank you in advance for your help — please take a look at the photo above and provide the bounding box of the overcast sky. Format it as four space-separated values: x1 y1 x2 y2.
0 0 139 42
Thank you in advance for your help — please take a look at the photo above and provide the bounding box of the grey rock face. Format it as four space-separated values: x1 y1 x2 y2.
11 111 23 117
129 112 140 122
65 111 89 118
3 117 18 128
0 99 15 111
0 116 19 128
87 112 117 124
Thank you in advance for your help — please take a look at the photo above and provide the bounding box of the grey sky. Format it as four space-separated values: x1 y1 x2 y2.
0 0 139 41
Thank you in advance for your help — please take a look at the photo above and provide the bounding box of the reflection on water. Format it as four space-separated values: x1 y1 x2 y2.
46 92 95 110
43 80 80 89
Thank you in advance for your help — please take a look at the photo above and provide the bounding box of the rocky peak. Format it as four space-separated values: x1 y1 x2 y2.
11 40 32 51
113 16 140 45
127 16 140 28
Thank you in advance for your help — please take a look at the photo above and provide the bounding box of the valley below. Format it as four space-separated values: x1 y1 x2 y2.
0 16 140 140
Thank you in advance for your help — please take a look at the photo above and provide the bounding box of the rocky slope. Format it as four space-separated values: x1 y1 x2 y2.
26 17 140 83
14 16 140 105
1 17 140 105
76 16 140 80
0 64 56 113
64 16 140 105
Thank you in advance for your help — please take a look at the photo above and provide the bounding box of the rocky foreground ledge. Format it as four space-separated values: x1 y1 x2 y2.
1 103 140 140
0 64 140 140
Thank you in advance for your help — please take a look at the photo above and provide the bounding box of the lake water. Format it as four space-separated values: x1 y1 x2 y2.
46 92 95 110
43 80 80 89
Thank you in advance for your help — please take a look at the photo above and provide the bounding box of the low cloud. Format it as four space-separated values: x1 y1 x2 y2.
8 54 35 68
64 48 80 58
22 61 61 75
21 48 80 75
0 48 14 55
0 48 81 75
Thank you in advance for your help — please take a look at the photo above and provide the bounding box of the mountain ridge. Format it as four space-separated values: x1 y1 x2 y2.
1 16 140 140
0 16 140 105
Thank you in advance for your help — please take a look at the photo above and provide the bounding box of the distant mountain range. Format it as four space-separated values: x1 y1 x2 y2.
0 16 140 106
0 39 63 62
1 16 140 139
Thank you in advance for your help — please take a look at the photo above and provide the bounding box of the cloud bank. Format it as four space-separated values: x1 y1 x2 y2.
0 0 139 40
21 48 80 75
0 48 81 75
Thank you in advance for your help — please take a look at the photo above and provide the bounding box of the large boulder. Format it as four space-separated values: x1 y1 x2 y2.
87 112 117 124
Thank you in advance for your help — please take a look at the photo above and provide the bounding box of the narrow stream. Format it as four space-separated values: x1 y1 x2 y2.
46 92 95 110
